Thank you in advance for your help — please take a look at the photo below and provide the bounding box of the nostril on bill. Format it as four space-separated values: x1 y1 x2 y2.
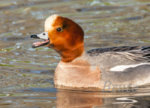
30 34 39 39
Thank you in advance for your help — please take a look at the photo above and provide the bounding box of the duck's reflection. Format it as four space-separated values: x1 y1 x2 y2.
56 89 147 108
56 90 103 108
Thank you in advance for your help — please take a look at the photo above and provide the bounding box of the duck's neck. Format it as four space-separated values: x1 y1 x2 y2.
60 44 84 62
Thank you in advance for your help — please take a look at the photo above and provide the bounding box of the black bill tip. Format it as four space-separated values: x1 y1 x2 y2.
30 34 39 39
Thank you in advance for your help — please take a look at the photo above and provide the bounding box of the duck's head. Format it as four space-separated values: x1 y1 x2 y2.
31 14 84 62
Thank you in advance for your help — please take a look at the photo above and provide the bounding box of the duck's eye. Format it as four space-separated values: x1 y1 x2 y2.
56 27 62 32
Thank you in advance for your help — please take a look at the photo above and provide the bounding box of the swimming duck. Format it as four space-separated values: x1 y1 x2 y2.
31 14 150 91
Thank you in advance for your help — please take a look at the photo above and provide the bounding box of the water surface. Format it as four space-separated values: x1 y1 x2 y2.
0 0 150 107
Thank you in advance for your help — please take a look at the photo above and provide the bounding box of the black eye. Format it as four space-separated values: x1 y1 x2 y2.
43 33 45 35
56 27 62 32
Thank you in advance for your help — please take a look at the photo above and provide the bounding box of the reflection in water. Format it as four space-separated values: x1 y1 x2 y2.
56 90 145 108
57 90 103 108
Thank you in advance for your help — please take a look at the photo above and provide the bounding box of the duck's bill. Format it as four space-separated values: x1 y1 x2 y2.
30 32 49 48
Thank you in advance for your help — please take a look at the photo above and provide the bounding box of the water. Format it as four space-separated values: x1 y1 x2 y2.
0 0 150 107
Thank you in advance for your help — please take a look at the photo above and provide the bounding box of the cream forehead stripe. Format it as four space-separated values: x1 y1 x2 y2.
44 14 59 31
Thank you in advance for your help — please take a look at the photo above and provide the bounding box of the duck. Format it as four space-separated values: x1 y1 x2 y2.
30 14 150 91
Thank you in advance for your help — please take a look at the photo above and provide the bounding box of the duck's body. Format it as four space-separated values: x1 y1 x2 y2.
31 14 150 91
55 46 150 90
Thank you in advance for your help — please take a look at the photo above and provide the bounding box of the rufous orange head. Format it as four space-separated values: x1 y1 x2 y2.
31 14 84 62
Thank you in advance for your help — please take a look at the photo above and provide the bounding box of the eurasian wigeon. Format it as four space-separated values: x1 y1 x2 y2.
31 14 150 91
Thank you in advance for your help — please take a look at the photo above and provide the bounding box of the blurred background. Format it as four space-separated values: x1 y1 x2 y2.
0 0 150 107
